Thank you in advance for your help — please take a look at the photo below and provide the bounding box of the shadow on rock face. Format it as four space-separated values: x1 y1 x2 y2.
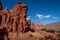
24 26 35 33
0 27 8 40
0 15 2 25
24 26 31 32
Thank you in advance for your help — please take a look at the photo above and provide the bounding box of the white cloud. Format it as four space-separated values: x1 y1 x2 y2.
35 14 44 19
35 13 58 19
26 16 31 20
45 15 51 18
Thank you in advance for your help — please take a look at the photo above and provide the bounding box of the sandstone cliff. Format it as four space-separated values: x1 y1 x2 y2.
0 2 32 40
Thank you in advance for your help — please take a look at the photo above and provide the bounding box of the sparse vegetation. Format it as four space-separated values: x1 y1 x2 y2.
46 30 55 33
41 28 60 33
57 31 60 33
41 28 47 31
41 29 55 33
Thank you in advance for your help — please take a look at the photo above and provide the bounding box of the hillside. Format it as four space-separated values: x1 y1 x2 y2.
44 22 60 31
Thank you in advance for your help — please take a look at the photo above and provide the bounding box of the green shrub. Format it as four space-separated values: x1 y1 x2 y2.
46 30 55 33
41 29 55 33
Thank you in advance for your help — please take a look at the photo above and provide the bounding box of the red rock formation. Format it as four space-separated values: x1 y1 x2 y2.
10 2 27 32
0 2 31 40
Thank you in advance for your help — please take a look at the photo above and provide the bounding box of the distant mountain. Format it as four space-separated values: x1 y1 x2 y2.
45 22 60 31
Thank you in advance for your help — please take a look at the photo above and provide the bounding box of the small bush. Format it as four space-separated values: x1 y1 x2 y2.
57 34 60 38
41 29 47 31
30 29 35 32
29 34 33 37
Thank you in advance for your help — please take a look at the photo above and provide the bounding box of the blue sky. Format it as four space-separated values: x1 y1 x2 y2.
1 0 60 24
